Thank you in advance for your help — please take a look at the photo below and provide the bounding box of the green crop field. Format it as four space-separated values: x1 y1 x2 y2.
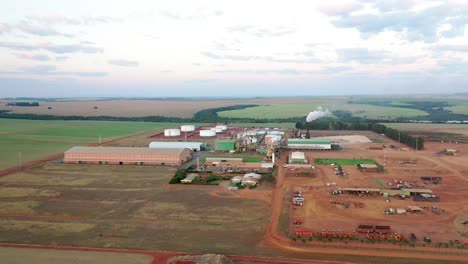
0 119 180 170
217 102 428 119
314 158 377 166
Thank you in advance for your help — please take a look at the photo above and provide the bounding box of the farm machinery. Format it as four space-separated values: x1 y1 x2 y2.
295 230 357 240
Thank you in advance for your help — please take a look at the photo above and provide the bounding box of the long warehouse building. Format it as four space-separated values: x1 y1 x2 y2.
287 139 332 150
64 146 191 166
149 141 203 151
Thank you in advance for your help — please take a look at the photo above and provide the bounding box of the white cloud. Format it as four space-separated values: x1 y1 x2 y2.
0 0 467 96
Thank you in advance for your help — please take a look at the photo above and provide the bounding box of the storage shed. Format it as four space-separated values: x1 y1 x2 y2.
289 152 306 163
242 173 261 186
149 141 203 151
64 146 191 166
358 163 379 172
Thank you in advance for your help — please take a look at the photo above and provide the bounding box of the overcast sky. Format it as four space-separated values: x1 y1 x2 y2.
1 0 468 97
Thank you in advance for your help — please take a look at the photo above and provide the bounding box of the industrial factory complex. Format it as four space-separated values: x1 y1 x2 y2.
56 107 468 257
64 121 340 169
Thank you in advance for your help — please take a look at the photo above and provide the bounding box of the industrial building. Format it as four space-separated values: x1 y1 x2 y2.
289 152 306 163
242 173 261 186
64 146 191 166
215 141 236 151
149 141 203 151
357 163 379 172
204 157 273 169
287 139 332 150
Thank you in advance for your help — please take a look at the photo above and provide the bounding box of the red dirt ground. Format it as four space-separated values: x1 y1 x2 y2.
0 243 348 264
205 132 468 262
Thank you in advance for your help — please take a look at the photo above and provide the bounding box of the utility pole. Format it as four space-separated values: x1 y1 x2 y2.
383 149 386 167
415 137 419 151
398 132 401 143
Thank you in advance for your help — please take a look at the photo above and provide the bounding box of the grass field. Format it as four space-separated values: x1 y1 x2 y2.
0 163 271 255
0 247 152 264
218 102 428 119
314 158 377 166
0 119 181 170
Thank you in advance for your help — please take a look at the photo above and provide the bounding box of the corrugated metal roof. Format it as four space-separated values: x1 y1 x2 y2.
149 142 202 149
215 141 236 151
359 164 378 168
291 151 305 159
288 140 332 145
65 146 186 155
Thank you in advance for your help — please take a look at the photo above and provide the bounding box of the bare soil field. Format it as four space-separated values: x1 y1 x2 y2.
0 98 337 118
276 131 468 249
0 247 153 264
0 162 271 256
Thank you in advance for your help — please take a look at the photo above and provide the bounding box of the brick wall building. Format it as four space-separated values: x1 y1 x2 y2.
64 147 191 166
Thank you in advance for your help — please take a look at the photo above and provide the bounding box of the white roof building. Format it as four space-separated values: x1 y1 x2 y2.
149 141 203 151
242 173 261 186
181 173 198 183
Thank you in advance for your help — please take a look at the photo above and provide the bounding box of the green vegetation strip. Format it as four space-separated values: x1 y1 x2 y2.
315 158 377 166
242 156 264 163
375 178 385 189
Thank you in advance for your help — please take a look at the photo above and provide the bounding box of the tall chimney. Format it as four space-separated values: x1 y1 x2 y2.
305 122 311 139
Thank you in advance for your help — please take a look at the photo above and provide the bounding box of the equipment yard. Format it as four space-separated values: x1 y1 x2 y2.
277 133 468 248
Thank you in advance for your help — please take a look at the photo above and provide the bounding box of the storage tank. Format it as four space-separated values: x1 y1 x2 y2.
200 130 216 137
164 128 181 137
180 125 195 132
216 125 227 131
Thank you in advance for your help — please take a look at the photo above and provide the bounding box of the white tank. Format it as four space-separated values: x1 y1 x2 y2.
216 125 227 131
180 125 195 132
164 129 181 137
215 128 222 133
200 130 216 137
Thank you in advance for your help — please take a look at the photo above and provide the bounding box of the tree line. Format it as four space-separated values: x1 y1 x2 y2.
6 102 40 107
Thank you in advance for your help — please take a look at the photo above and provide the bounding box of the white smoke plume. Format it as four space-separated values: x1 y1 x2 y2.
306 106 330 122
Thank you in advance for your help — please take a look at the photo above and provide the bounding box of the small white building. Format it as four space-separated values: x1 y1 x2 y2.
289 151 306 163
181 173 198 183
242 173 261 186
